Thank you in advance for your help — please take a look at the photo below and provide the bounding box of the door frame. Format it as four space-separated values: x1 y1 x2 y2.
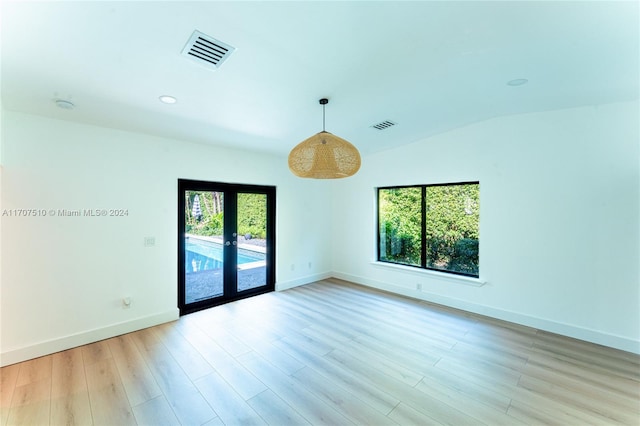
178 179 276 315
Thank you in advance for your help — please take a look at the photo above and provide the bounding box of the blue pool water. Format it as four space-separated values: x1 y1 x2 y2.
185 238 265 273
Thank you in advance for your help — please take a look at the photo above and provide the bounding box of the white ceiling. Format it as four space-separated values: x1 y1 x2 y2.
2 1 638 156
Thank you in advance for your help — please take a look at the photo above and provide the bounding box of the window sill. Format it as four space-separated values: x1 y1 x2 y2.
370 261 486 287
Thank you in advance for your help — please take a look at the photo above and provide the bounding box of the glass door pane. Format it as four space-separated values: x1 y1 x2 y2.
184 190 225 304
236 193 267 292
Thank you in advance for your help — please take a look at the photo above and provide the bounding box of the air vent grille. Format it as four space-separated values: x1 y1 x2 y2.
371 120 397 130
181 30 235 70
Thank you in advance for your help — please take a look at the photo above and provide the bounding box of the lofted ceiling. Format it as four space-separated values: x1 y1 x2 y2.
1 1 638 156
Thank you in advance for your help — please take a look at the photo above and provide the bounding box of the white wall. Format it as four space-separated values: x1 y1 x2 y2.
0 110 333 366
0 103 3 363
332 101 640 354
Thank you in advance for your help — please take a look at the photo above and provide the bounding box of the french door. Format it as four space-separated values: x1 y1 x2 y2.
178 179 275 315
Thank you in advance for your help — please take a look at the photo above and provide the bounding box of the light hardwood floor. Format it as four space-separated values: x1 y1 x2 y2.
2 278 639 425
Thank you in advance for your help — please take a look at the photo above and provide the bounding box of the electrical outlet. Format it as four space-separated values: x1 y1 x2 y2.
144 237 155 247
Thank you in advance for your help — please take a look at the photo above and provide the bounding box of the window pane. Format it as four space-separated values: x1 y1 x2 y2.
425 183 479 276
237 193 267 292
184 191 224 303
379 187 422 266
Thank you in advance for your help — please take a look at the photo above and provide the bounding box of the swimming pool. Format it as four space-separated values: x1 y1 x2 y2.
185 237 265 273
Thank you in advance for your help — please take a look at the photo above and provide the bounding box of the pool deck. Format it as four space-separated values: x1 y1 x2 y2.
185 233 267 303
186 233 266 254
185 266 267 303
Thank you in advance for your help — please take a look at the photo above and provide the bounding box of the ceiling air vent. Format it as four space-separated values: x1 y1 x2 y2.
371 120 397 130
181 30 236 71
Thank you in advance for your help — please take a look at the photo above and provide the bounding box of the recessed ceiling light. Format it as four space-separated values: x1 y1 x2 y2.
159 95 177 104
55 99 75 110
507 78 529 86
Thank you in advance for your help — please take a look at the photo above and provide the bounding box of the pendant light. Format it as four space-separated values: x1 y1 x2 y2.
288 98 361 179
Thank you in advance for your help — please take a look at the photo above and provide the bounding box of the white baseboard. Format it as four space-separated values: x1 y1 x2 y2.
332 271 640 355
0 309 179 367
276 271 332 292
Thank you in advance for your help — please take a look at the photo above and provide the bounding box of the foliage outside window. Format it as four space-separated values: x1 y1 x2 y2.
185 191 267 239
185 191 224 236
237 193 267 239
378 182 480 277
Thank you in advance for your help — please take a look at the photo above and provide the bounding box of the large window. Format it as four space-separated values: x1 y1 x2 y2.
378 182 480 277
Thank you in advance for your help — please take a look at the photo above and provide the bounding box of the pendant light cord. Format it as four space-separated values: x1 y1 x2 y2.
319 98 328 132
322 103 326 132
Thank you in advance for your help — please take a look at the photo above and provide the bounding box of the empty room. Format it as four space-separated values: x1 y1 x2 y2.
1 1 639 425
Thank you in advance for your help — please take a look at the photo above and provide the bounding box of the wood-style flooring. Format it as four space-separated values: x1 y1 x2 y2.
1 279 639 425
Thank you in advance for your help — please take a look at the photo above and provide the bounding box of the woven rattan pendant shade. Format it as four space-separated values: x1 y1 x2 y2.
288 99 361 179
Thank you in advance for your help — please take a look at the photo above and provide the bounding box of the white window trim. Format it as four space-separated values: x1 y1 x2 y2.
371 261 486 287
